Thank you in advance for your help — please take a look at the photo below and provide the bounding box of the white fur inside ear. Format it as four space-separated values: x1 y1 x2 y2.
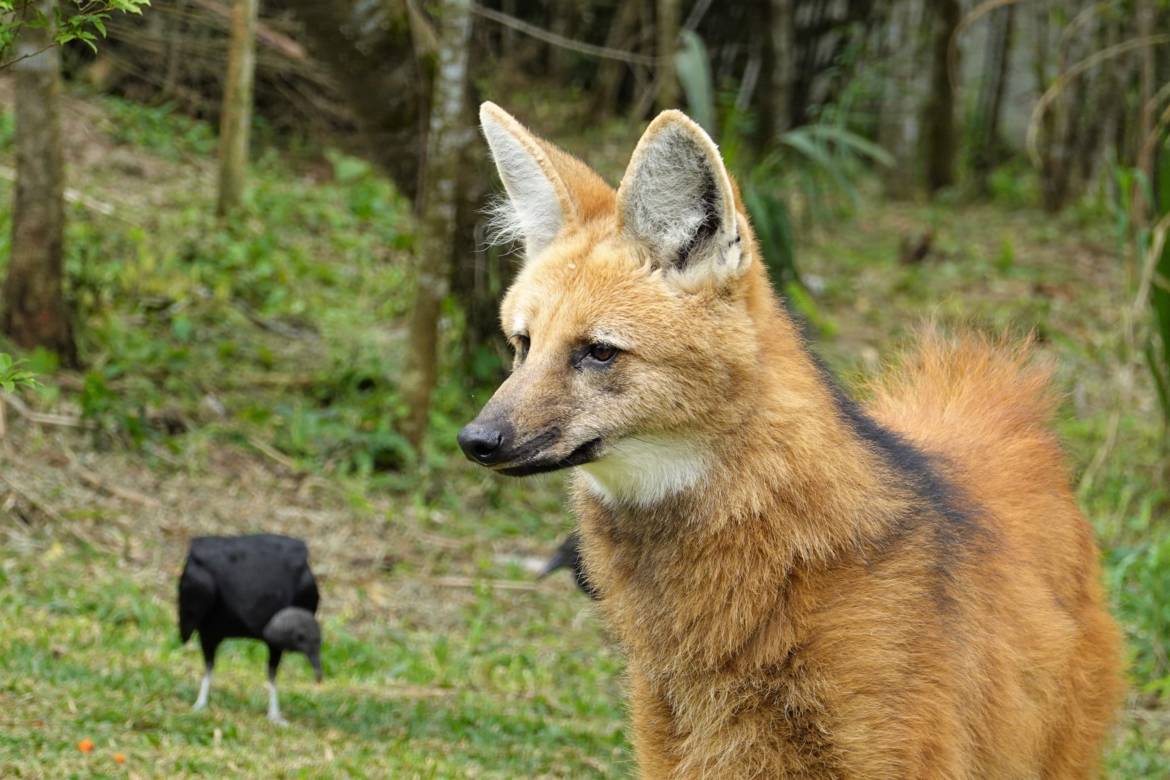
481 118 565 256
579 435 709 508
620 119 744 284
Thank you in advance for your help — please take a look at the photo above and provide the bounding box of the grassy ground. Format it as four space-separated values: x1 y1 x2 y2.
1 86 1167 778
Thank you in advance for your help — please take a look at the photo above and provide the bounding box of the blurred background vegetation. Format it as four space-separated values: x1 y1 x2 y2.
0 0 1168 776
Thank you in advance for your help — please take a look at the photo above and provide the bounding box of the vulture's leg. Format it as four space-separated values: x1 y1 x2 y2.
193 635 219 711
266 647 287 725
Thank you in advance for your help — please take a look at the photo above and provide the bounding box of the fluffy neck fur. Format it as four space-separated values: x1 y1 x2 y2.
572 261 939 673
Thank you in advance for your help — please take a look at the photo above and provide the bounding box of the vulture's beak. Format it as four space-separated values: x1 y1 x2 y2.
310 652 323 683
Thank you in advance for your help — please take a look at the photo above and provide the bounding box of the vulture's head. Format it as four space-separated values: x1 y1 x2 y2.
263 607 323 682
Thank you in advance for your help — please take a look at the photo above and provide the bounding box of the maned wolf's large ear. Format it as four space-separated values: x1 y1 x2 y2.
617 111 746 285
480 102 578 258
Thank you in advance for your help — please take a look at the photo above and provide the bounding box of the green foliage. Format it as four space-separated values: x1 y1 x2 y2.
0 352 38 392
1110 150 1170 434
104 98 216 160
1108 496 1170 699
54 0 150 53
0 1 149 64
674 30 715 136
985 162 1041 208
1147 145 1170 433
726 110 891 330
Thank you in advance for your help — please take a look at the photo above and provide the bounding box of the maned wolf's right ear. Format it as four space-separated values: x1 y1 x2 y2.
480 102 578 258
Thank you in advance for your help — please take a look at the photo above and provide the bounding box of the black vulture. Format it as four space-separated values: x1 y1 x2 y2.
178 534 322 724
539 530 599 599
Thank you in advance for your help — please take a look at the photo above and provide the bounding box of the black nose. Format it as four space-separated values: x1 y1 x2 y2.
458 421 510 465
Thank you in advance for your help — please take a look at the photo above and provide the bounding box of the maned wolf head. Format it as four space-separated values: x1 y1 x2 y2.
459 103 777 507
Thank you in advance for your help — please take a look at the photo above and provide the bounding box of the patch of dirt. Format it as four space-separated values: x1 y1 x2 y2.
0 422 494 634
0 75 214 216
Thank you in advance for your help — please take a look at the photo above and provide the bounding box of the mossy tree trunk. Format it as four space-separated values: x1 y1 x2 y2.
971 5 1016 194
2 0 77 366
400 0 474 450
924 0 961 194
216 0 259 216
879 0 927 199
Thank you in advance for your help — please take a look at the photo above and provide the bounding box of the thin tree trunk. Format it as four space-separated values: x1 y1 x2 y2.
1134 0 1155 224
590 0 640 116
400 0 474 450
972 5 1016 193
757 0 795 146
880 0 926 198
924 0 961 193
1036 0 1074 212
1089 9 1125 194
216 0 259 216
2 0 77 366
655 0 680 111
548 0 575 81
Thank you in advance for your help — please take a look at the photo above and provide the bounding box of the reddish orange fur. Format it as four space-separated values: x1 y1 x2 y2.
472 107 1125 779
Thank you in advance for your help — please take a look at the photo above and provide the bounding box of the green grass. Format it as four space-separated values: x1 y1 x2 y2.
0 541 628 778
0 88 1168 777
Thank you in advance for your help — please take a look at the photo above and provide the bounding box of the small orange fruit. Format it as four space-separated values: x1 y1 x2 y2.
113 753 126 764
78 738 94 753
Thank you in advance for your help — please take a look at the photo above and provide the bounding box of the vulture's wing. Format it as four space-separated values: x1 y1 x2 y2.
178 554 217 643
293 562 320 614
189 534 309 635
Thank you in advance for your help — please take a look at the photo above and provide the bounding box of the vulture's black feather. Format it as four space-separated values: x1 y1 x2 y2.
539 530 599 599
178 533 322 724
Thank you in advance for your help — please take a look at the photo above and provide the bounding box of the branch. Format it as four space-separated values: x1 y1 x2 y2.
1 392 89 428
1027 35 1170 166
469 2 657 66
187 0 308 61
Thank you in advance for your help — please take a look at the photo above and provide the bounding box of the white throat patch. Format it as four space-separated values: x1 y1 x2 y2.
579 435 708 508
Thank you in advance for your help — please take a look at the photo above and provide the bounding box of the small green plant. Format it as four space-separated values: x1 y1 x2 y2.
0 352 38 392
1111 147 1170 441
1107 487 1170 699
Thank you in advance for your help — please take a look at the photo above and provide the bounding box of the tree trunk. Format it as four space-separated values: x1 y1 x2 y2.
1134 0 1156 224
971 5 1015 193
1035 0 1074 213
757 0 795 146
924 0 961 193
655 0 680 111
2 0 77 366
216 0 259 216
880 0 927 198
400 0 474 450
590 0 641 116
284 0 424 201
547 0 576 81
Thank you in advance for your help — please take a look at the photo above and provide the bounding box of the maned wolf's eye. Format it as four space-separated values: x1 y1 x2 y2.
513 334 530 361
585 343 618 366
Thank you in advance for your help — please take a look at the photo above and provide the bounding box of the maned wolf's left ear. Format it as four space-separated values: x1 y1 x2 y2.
480 102 580 258
617 111 746 285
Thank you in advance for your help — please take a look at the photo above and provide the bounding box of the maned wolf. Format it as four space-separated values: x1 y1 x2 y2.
459 102 1124 779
